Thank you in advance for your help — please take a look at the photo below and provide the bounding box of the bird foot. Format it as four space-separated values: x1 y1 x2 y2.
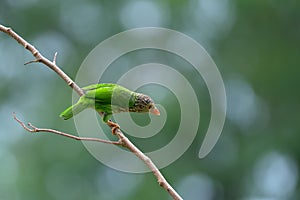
107 120 120 135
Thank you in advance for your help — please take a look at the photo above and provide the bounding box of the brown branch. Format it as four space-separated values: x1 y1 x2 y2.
13 112 122 145
1 24 183 200
113 128 182 199
0 24 84 96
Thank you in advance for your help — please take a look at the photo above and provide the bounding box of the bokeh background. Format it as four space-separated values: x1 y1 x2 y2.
1 0 299 199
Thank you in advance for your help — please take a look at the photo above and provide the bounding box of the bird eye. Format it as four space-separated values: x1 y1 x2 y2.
148 105 153 109
139 105 145 109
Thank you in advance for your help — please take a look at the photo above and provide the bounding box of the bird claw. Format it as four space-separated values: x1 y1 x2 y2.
107 120 120 135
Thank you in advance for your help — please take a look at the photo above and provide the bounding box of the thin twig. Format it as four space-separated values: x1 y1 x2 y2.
53 52 58 65
114 128 182 199
1 24 183 200
24 59 39 65
0 24 84 96
13 113 122 145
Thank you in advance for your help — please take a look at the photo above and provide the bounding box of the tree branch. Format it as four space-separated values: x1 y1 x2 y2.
0 24 84 96
13 112 123 145
1 24 183 200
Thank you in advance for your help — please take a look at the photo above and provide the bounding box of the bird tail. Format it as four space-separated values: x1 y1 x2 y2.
60 98 89 120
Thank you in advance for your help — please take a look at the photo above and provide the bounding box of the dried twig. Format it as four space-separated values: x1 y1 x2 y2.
0 25 84 96
13 112 122 145
53 52 58 65
0 24 183 200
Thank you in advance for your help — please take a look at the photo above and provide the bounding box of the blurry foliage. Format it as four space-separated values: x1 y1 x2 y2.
0 0 300 200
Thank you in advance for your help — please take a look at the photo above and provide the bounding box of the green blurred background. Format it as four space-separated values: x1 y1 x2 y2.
1 0 300 199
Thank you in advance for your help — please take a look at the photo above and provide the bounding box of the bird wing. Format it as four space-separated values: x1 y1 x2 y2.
83 83 136 110
83 83 115 104
82 83 116 92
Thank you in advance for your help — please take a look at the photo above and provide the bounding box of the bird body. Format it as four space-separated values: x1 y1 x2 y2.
60 83 160 122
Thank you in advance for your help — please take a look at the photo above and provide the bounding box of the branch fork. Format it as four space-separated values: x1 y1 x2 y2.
1 24 183 200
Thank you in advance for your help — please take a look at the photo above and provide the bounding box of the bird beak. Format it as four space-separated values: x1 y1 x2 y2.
150 106 160 116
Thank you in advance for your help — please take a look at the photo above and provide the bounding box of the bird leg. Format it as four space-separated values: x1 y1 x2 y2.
107 120 120 135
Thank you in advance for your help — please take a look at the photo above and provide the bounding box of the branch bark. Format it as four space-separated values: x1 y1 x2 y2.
13 112 123 145
1 24 183 200
0 24 84 96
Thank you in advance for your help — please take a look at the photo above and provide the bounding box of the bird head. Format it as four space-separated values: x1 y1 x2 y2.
132 93 160 115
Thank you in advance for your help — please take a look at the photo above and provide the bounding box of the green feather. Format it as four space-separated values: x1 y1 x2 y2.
60 83 136 122
59 96 94 120
60 83 159 122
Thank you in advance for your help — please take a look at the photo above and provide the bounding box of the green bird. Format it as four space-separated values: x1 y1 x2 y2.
60 83 160 123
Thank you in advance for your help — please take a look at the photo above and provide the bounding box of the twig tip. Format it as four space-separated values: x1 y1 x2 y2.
53 52 58 64
24 59 38 65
